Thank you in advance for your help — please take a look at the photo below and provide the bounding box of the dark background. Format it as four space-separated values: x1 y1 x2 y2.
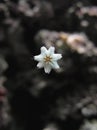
1 0 97 130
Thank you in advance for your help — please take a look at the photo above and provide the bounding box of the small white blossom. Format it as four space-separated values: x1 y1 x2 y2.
34 46 62 74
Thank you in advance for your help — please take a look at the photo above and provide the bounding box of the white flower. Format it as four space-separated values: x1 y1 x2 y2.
34 46 62 74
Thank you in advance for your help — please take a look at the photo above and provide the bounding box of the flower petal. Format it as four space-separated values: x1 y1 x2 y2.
52 54 62 60
50 61 60 69
44 64 52 74
48 46 55 54
37 62 44 68
41 46 48 54
34 54 43 61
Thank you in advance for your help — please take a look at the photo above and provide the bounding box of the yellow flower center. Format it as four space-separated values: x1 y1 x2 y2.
44 55 52 63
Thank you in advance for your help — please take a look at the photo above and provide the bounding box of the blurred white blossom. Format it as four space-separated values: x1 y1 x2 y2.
34 46 62 74
80 120 97 130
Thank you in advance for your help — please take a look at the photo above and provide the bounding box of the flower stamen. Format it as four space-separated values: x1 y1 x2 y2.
44 55 52 63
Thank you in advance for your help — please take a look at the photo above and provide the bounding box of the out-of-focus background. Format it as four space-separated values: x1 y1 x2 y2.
1 0 97 130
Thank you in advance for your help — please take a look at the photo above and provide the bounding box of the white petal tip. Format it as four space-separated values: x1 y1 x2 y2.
59 54 62 59
45 71 50 74
56 66 60 69
37 62 44 68
34 56 38 61
34 56 36 60
37 64 41 68
53 54 62 61
49 46 55 50
45 70 51 74
41 46 47 53
44 68 51 74
34 55 42 61
50 46 55 49
41 46 45 49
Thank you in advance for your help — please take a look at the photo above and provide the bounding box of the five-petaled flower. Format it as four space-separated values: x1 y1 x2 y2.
34 46 62 74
